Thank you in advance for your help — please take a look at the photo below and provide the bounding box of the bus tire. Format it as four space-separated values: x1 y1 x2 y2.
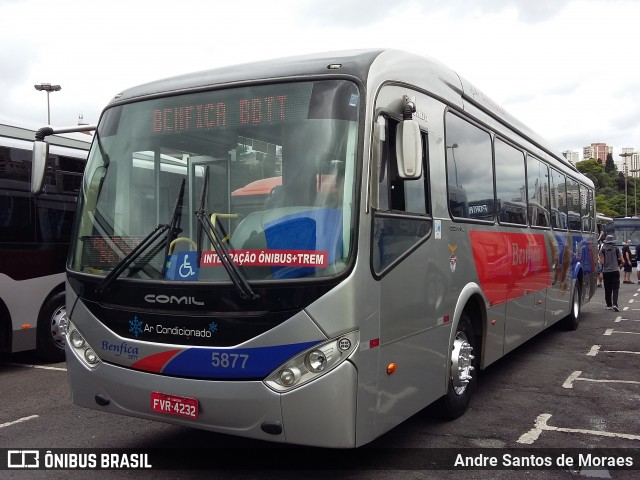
436 314 477 419
562 282 581 331
36 291 67 363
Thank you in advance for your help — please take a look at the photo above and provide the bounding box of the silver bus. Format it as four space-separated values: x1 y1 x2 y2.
34 49 597 447
1 118 91 361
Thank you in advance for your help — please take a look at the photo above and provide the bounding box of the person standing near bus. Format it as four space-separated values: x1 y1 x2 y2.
636 242 640 285
600 235 622 311
597 230 606 287
622 239 633 284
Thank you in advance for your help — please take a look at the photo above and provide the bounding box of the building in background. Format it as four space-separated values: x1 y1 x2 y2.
562 150 579 166
583 142 612 162
620 147 640 178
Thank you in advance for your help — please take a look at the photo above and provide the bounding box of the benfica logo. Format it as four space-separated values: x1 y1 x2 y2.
448 244 458 273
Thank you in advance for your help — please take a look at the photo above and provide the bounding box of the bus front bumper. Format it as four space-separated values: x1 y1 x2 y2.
65 347 358 448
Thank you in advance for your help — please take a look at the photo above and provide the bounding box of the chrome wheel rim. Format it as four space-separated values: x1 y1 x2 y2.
451 331 474 395
50 306 68 349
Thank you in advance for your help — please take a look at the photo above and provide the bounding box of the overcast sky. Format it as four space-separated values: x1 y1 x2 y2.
1 0 639 160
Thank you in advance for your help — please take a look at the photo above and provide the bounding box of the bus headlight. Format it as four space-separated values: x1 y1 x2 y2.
306 350 327 372
67 322 102 368
264 331 358 393
279 367 301 386
69 329 85 349
84 348 99 366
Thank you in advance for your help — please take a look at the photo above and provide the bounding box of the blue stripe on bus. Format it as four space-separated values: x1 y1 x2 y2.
160 340 322 379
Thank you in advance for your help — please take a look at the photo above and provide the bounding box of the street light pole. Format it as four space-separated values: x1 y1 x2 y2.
34 83 61 125
631 167 640 217
620 152 634 217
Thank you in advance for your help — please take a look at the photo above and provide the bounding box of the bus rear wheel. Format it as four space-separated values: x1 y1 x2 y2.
562 282 581 331
36 291 67 363
436 314 477 419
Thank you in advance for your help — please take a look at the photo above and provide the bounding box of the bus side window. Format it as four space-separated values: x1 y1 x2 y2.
0 147 34 244
567 177 581 231
549 168 567 230
390 156 427 214
373 117 430 274
495 138 526 226
445 113 494 222
526 156 551 228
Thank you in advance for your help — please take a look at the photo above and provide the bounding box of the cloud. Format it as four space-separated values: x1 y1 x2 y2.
0 0 638 158
468 0 576 22
0 39 37 90
298 0 576 26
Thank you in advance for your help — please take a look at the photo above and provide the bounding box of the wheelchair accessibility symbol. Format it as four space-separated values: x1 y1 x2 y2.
166 251 199 281
179 254 195 278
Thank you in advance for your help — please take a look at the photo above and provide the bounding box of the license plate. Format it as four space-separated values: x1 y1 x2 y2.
151 391 198 420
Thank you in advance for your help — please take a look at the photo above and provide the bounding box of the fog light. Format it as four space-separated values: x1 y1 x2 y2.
279 367 301 386
306 350 327 372
70 329 85 348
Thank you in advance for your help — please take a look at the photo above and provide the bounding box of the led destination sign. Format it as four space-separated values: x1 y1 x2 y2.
152 95 288 132
149 83 315 134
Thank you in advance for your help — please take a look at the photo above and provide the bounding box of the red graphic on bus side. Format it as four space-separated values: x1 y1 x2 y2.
470 231 551 305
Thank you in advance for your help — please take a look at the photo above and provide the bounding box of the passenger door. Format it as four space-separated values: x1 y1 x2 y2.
370 87 446 437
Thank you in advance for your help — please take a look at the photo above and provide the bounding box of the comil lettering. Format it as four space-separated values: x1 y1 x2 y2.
144 294 204 305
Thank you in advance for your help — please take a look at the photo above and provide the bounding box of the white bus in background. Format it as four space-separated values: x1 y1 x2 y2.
33 49 597 447
0 118 92 361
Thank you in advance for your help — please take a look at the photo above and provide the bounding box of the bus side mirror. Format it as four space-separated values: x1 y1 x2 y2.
395 119 422 179
31 140 48 194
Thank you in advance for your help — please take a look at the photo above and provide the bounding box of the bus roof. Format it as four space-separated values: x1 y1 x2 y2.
104 48 577 174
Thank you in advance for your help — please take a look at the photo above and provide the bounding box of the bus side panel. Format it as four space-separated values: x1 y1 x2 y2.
374 243 450 439
503 232 549 354
545 232 572 326
0 273 65 352
482 303 507 367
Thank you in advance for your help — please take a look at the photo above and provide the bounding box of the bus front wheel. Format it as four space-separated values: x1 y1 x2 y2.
436 314 478 419
36 291 67 363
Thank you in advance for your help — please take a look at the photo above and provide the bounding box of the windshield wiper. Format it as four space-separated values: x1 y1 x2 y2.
95 181 186 295
161 178 186 278
195 209 258 301
95 224 170 295
194 166 258 301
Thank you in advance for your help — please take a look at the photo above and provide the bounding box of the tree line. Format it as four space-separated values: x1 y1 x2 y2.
576 153 638 217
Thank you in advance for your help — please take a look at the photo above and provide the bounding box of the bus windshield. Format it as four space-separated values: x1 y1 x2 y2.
613 218 640 246
69 80 359 282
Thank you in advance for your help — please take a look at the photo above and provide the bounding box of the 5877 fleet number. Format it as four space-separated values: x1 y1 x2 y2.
211 352 249 368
